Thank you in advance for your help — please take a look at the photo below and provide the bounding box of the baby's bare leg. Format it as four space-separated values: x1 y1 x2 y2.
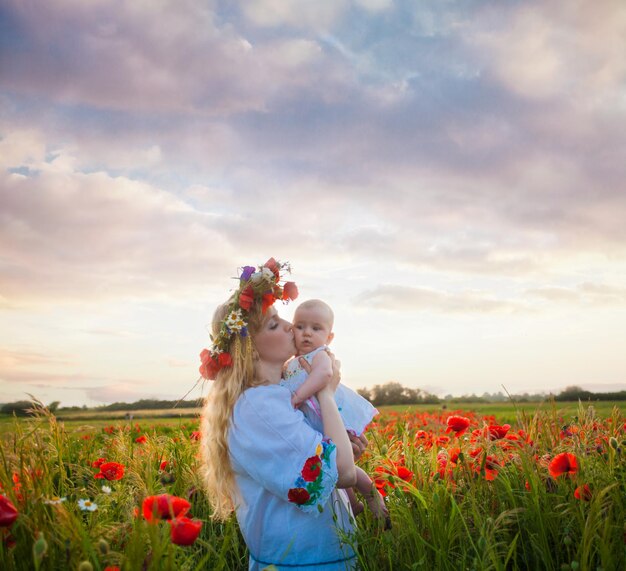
355 466 388 520
345 487 364 516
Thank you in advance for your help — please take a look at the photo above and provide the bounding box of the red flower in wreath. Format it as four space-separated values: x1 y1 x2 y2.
282 281 299 301
239 285 254 310
301 456 322 482
217 352 232 368
262 293 276 314
199 349 220 380
288 487 310 505
263 257 281 280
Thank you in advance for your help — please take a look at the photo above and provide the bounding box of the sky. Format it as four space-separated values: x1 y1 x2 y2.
1 0 626 407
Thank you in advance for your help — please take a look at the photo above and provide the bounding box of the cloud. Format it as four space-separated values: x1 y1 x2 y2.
354 284 522 313
0 347 75 368
466 1 626 103
0 370 97 386
80 329 140 338
526 282 626 305
353 0 394 13
0 0 341 115
239 0 349 30
0 147 237 305
85 382 178 403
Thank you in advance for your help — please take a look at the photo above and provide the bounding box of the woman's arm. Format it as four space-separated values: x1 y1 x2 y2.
316 359 356 488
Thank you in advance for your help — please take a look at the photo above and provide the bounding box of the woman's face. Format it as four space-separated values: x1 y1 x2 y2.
253 307 296 365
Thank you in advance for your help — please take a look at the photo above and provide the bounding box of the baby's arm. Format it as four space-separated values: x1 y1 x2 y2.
291 350 333 407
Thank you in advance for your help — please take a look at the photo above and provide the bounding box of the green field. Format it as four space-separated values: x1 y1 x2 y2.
1 399 625 569
382 400 624 425
0 400 622 433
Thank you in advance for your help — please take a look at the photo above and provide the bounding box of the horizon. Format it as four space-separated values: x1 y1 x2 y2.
1 1 626 407
2 380 625 410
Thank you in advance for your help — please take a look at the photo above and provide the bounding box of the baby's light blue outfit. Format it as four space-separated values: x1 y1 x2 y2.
229 384 357 570
282 346 378 436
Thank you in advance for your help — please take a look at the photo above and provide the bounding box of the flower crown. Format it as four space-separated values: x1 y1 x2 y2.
199 258 298 380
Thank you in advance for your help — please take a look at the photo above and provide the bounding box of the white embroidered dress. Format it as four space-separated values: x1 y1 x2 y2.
282 346 378 436
229 384 357 570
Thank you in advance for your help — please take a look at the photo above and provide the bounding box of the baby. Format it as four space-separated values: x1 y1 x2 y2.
282 299 388 520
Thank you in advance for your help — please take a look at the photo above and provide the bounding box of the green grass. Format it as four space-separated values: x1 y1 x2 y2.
380 400 624 425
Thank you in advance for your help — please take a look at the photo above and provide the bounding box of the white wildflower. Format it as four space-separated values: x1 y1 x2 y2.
44 496 67 505
78 498 98 512
225 309 247 332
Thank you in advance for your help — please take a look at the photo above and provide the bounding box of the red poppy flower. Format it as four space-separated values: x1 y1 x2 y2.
487 425 511 440
190 431 201 441
446 415 470 436
483 455 500 481
301 456 322 482
217 352 232 368
159 460 169 471
548 452 578 478
261 293 276 314
104 567 121 571
263 257 280 280
199 353 219 380
574 484 592 501
135 435 147 444
142 494 190 522
282 281 299 301
94 462 125 481
395 465 414 482
91 458 107 468
199 348 210 363
374 476 389 497
239 285 255 310
448 447 461 464
287 487 311 505
0 495 18 528
168 516 203 546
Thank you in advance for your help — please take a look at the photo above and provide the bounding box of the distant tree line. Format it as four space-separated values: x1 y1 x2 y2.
356 383 626 407
2 385 626 415
0 398 202 416
357 382 440 406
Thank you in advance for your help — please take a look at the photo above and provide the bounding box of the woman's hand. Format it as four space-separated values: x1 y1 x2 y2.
298 350 341 394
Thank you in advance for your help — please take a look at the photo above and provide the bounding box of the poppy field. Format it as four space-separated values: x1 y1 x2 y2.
1 401 625 570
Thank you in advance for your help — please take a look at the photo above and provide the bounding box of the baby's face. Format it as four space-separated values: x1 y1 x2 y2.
292 305 334 355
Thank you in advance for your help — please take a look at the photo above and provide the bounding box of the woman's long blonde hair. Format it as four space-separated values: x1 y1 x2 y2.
200 297 267 521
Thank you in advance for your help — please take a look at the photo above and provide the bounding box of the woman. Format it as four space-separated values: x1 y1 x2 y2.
200 259 360 570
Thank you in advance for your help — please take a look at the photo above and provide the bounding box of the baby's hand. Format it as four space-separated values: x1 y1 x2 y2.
291 392 304 409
